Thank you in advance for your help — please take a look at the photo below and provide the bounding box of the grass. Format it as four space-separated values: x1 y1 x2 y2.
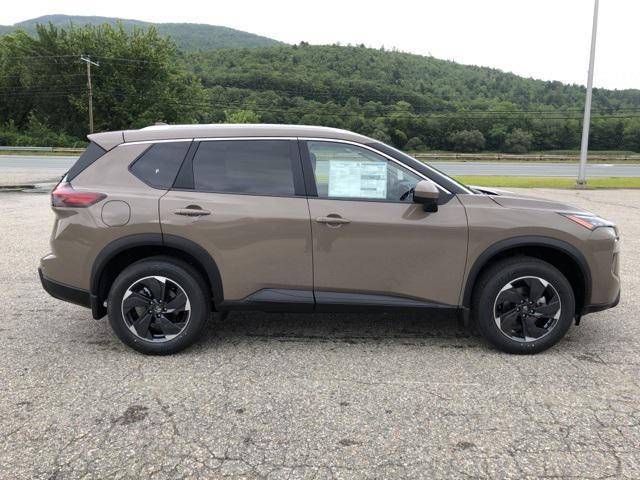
454 176 640 189
414 150 640 163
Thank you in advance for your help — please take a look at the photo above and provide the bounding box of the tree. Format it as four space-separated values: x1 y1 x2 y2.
448 130 486 152
224 109 260 123
503 129 534 153
0 23 205 142
404 136 425 151
2 34 639 150
623 122 640 152
371 129 392 144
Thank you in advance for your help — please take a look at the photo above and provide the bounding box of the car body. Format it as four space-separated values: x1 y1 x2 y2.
39 124 621 354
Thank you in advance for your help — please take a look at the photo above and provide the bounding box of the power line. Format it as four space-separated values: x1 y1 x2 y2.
0 88 86 96
100 90 640 120
91 55 164 64
0 54 79 60
0 73 86 80
1 82 638 116
1 86 639 121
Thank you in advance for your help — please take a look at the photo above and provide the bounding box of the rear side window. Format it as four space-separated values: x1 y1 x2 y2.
67 142 106 181
130 141 191 189
192 140 295 196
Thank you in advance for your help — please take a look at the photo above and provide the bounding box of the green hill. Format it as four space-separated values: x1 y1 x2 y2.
193 44 640 113
2 15 283 50
189 44 640 151
0 22 639 151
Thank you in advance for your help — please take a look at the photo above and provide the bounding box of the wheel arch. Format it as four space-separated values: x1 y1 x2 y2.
90 233 223 319
462 236 591 314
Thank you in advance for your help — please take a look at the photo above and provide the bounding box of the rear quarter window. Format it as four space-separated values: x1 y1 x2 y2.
66 142 106 181
130 141 192 189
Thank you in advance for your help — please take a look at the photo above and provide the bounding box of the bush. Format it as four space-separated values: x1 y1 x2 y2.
404 136 426 151
622 123 640 152
503 129 534 153
371 129 392 144
223 109 261 123
448 130 485 152
0 116 85 148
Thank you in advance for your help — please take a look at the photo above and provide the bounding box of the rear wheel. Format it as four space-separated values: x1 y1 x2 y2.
472 256 575 354
107 256 210 354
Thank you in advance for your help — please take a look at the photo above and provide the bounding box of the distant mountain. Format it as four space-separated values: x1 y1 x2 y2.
1 15 284 50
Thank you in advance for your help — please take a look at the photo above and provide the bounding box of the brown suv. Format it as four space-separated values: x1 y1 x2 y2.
39 124 620 355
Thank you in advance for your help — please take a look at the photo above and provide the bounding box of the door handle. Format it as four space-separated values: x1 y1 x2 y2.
174 206 211 217
315 215 351 225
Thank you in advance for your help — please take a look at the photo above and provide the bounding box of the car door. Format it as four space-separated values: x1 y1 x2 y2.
302 139 468 308
160 138 314 308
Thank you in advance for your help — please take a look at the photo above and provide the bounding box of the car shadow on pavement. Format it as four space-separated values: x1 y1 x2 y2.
201 310 484 349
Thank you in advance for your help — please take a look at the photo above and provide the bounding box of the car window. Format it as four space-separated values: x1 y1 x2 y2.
130 141 191 189
66 142 106 181
307 141 422 202
192 140 295 196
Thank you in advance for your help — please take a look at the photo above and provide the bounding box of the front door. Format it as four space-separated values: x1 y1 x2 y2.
160 139 313 307
303 140 468 307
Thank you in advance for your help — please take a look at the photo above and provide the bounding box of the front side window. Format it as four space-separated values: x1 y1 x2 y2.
307 141 421 202
192 140 295 196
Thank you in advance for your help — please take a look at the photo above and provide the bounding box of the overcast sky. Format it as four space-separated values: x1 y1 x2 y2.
2 0 638 90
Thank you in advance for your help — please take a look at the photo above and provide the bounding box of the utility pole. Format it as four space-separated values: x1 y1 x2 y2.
577 0 600 187
80 56 99 134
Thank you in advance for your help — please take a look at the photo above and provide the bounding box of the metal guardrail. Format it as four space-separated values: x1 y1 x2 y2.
1 146 638 161
413 152 640 161
0 146 84 153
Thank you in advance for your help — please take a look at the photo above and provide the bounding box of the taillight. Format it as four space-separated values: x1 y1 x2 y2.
51 182 106 208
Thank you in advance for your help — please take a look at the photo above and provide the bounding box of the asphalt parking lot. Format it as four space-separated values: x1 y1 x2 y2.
1 188 639 479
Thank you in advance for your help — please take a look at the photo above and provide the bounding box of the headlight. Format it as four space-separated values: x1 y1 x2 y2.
559 212 614 231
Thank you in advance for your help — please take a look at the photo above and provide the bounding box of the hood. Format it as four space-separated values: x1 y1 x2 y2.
482 190 594 215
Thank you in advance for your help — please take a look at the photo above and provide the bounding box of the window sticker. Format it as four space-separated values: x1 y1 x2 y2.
328 160 387 199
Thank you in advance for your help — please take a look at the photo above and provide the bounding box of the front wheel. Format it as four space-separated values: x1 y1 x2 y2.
107 256 210 355
472 256 575 354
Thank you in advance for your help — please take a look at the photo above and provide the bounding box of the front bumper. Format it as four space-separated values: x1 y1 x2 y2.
39 268 103 318
582 289 621 315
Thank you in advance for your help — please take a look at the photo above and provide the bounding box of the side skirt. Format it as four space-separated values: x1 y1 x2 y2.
218 288 459 315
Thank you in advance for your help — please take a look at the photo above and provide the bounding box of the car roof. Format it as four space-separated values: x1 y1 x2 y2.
88 124 375 151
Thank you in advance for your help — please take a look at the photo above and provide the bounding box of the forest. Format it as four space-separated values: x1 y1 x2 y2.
1 23 639 152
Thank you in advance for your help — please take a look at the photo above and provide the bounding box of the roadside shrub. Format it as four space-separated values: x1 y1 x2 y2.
405 136 426 151
622 122 640 152
503 129 534 153
448 129 486 152
0 115 85 148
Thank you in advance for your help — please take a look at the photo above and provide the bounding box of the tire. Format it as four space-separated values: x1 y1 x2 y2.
107 256 210 355
472 256 575 354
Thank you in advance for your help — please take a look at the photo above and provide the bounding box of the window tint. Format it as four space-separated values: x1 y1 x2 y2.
67 142 106 181
192 140 295 196
307 141 421 202
130 141 191 189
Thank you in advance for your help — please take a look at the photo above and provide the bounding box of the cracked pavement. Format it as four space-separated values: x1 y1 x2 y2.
0 189 639 479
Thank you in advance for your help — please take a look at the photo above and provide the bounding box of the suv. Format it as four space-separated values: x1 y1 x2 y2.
39 124 620 355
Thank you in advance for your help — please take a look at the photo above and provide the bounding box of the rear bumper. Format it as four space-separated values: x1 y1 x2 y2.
39 268 103 318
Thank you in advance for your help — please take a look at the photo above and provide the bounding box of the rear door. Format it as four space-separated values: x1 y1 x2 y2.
160 138 313 307
302 140 468 308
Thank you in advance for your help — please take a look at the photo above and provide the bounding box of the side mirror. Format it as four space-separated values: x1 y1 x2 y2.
413 180 440 212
